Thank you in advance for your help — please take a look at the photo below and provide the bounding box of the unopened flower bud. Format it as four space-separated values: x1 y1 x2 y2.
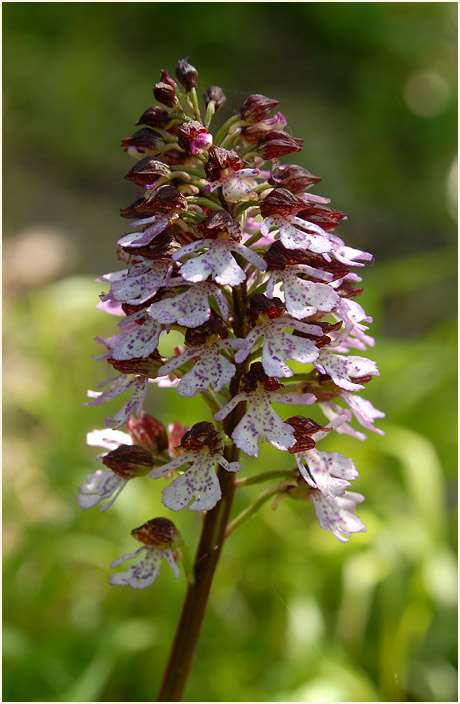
269 164 321 193
107 354 162 378
132 517 181 549
120 184 187 219
102 444 153 478
136 105 171 129
154 70 177 107
125 157 171 187
177 121 213 155
260 188 307 218
297 203 346 232
175 57 198 92
258 130 303 159
121 128 165 158
125 412 168 455
286 416 331 453
168 422 189 458
203 86 226 111
240 93 280 122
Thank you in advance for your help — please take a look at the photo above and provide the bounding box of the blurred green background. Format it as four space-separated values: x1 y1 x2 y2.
3 3 457 702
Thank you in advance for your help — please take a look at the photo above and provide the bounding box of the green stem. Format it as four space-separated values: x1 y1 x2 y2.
190 87 202 122
235 469 296 487
225 487 283 537
214 114 242 146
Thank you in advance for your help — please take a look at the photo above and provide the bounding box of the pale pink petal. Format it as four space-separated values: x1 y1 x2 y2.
77 469 127 511
314 350 379 391
296 449 357 497
310 490 366 542
109 547 178 589
110 318 162 360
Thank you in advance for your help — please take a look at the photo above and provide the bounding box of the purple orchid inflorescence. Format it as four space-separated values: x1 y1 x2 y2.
80 58 384 589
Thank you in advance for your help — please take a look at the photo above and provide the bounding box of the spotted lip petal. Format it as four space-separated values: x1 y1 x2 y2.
147 282 228 327
149 449 238 512
77 469 127 511
296 449 358 497
314 350 379 392
109 546 179 589
310 490 366 542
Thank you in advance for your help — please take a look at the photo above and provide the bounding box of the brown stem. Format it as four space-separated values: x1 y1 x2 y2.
157 283 247 702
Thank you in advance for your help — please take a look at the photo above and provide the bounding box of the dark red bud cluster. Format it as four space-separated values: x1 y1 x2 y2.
176 57 198 92
287 416 332 453
204 146 245 181
269 165 321 193
297 203 346 233
102 444 154 478
121 128 164 154
121 231 181 260
125 412 168 455
203 85 226 110
260 188 307 218
136 105 170 129
107 353 162 378
177 121 212 154
120 184 187 219
257 130 303 159
247 294 285 326
184 317 229 347
240 93 280 122
125 157 171 187
153 70 177 107
336 281 364 300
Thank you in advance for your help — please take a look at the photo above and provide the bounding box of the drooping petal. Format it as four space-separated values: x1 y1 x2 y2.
117 213 171 248
314 349 379 391
109 546 179 589
256 321 319 377
77 469 127 511
341 392 385 435
84 374 136 407
296 449 357 497
319 401 367 441
105 377 149 429
310 490 366 542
